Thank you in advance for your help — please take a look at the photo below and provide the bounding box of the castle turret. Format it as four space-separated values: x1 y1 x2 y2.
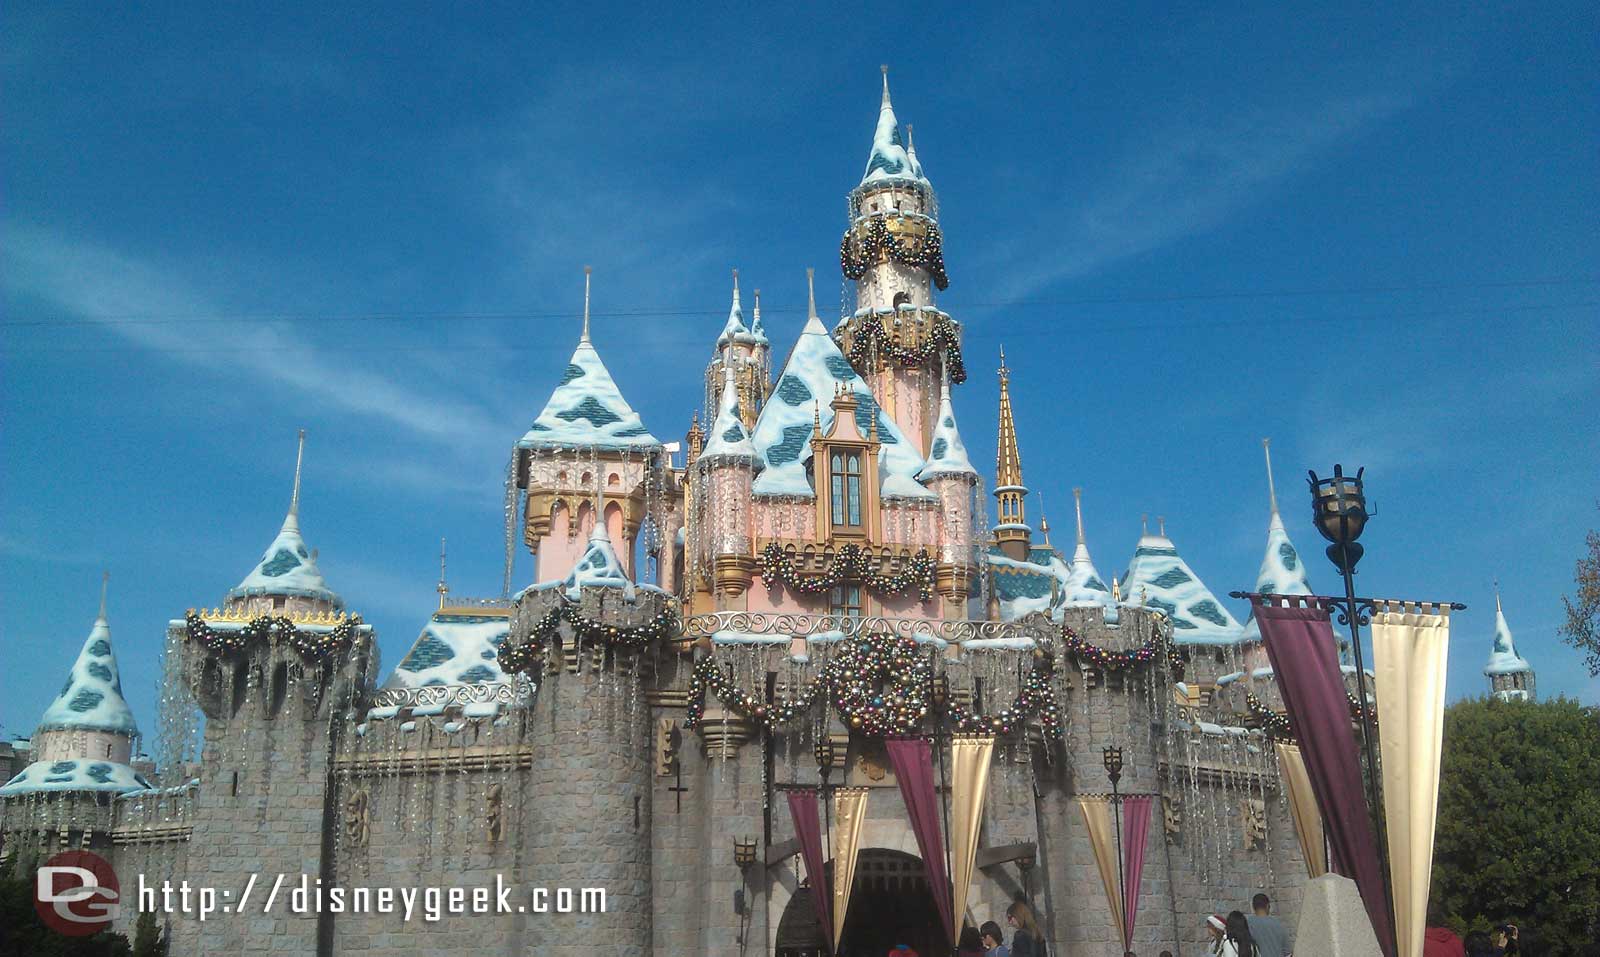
1 576 151 805
1057 488 1114 610
993 348 1033 561
1119 517 1242 644
226 430 343 617
516 268 666 584
835 67 962 454
500 516 669 954
1239 439 1314 643
699 364 757 598
706 269 771 432
1484 585 1536 701
917 375 979 609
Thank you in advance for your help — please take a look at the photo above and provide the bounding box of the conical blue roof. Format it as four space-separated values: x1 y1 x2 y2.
1484 592 1531 676
716 273 750 346
1059 493 1114 610
228 509 342 606
517 334 660 451
858 70 928 191
1239 450 1313 642
1120 526 1242 644
37 608 140 736
700 367 754 463
916 380 976 481
385 609 511 689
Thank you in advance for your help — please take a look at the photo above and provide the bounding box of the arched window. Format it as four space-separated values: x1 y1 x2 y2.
832 453 863 528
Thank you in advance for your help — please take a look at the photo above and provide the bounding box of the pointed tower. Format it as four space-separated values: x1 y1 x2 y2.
917 374 979 611
226 430 343 616
835 66 960 455
993 348 1033 561
1 576 151 799
1485 585 1536 701
705 270 771 432
1239 439 1314 642
384 538 514 691
515 268 667 585
1120 518 1243 643
699 364 757 598
1058 488 1114 610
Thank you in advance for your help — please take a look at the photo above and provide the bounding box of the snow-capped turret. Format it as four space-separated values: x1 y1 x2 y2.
916 375 976 481
706 270 771 431
1059 488 1114 609
701 366 755 464
227 430 343 611
716 269 749 346
518 270 660 452
1 576 151 797
1484 586 1536 700
1119 518 1242 644
858 66 927 191
1239 439 1313 642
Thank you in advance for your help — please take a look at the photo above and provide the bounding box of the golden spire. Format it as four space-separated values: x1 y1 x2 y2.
995 347 1023 488
993 346 1031 559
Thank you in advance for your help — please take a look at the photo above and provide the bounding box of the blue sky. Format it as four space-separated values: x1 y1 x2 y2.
3 2 1597 747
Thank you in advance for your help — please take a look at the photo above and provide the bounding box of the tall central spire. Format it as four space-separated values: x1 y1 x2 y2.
993 347 1032 560
581 265 593 342
287 428 306 529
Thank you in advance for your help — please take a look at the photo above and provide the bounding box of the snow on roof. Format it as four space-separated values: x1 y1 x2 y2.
916 380 976 481
37 610 140 737
1119 529 1243 644
227 510 342 606
384 610 511 689
858 70 929 191
988 551 1059 622
1057 491 1114 611
1484 592 1531 676
1238 512 1313 642
0 758 151 796
516 335 661 451
749 288 932 500
699 366 755 463
716 272 760 346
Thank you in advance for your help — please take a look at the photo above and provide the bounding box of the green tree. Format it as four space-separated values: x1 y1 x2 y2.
1432 697 1600 956
1559 509 1600 676
131 909 166 957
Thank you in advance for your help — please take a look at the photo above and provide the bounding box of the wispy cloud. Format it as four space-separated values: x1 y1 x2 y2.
4 226 506 452
994 87 1426 299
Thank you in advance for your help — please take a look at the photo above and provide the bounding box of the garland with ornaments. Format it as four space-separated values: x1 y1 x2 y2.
496 600 678 676
686 633 1065 739
183 610 361 662
839 217 950 290
1244 689 1379 743
759 543 936 602
845 312 967 384
1059 623 1183 675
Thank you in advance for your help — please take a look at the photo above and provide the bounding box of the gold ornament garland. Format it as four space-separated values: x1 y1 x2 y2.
183 610 361 662
758 543 936 602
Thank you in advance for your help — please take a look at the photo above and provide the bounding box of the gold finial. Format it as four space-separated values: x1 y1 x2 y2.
1040 516 1051 545
98 570 109 622
581 266 593 342
437 537 448 608
813 400 822 436
998 345 1010 386
1073 487 1087 546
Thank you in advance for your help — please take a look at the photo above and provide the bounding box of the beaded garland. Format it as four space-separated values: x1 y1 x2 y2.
840 217 950 290
496 601 678 676
686 633 1065 739
758 543 936 602
1243 689 1378 743
183 610 360 662
1059 623 1181 674
845 312 967 384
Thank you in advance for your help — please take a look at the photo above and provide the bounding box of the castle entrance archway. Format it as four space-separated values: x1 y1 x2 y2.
774 847 949 957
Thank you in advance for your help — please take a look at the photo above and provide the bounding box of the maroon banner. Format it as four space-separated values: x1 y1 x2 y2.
886 737 955 938
787 789 833 955
1121 794 1153 947
1255 599 1395 957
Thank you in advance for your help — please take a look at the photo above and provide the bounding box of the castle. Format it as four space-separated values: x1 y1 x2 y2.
1 72 1533 957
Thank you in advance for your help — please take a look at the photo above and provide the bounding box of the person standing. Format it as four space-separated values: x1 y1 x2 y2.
958 927 988 957
1246 894 1290 957
981 920 1011 957
1206 915 1238 957
1007 900 1044 957
1225 911 1259 957
1423 900 1466 957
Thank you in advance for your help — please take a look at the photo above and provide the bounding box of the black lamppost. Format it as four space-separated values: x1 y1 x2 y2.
1306 465 1381 817
1103 745 1126 946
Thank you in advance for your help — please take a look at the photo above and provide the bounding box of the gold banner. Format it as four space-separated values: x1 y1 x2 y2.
1078 796 1126 949
832 786 870 950
1275 741 1328 878
1372 604 1451 957
950 734 995 936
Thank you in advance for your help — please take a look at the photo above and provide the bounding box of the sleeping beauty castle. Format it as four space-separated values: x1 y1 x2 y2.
1 71 1532 957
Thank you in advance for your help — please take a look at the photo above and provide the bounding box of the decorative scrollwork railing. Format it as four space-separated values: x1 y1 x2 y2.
365 677 532 711
683 611 1047 647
